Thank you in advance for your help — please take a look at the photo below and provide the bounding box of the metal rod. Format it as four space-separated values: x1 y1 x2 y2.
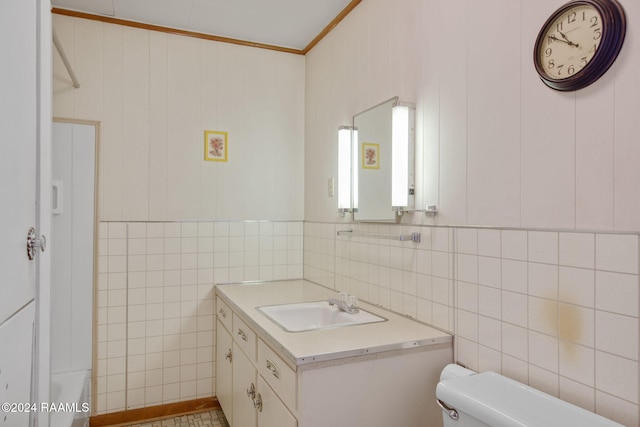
336 230 421 243
397 205 438 216
53 29 80 88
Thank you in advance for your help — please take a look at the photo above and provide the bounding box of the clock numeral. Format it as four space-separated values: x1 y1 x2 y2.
590 16 599 27
567 65 576 75
581 56 588 66
547 59 555 69
556 21 564 32
545 47 552 57
557 64 564 75
567 11 577 24
593 28 602 40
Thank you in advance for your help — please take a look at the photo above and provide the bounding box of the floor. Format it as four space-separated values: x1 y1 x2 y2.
118 409 229 427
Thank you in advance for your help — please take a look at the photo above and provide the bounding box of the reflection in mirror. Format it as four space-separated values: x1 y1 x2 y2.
352 97 415 222
338 125 356 214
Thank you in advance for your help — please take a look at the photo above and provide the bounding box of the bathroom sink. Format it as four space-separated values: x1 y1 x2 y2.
257 301 387 332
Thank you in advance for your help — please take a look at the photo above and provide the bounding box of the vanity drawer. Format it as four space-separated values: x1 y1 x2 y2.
232 314 257 360
216 297 232 333
258 339 296 411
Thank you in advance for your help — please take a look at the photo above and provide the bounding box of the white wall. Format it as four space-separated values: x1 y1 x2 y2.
305 0 640 232
52 14 306 414
304 0 640 426
53 14 305 222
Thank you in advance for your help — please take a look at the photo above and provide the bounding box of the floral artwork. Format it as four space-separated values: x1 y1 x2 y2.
204 130 228 162
362 143 380 170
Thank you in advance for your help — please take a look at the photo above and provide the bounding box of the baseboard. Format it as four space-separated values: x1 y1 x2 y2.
89 397 219 426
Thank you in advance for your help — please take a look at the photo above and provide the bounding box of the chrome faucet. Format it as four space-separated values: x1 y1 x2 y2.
328 292 359 314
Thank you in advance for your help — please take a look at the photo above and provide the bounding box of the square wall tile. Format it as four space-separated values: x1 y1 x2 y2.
528 231 558 264
502 323 528 361
559 267 594 308
502 291 528 327
528 263 558 299
529 331 558 373
502 260 527 294
501 230 527 261
595 351 638 403
479 256 501 288
559 303 594 347
560 341 594 387
478 229 501 258
559 232 594 269
457 228 478 255
595 311 637 360
595 234 638 275
595 271 638 317
528 297 558 336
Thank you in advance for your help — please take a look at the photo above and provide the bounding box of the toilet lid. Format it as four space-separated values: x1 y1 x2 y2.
436 372 622 427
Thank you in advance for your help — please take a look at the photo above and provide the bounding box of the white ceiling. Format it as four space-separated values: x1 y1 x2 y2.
51 0 354 51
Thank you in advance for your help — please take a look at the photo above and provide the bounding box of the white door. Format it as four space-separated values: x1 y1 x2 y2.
0 0 40 425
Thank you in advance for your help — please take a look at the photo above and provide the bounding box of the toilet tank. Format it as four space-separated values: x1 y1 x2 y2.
436 365 623 427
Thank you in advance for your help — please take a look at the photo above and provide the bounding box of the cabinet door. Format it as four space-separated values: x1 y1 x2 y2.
216 320 233 424
257 376 297 427
232 343 257 427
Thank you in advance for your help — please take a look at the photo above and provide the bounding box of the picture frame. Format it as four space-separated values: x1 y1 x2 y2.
204 130 228 162
361 142 380 170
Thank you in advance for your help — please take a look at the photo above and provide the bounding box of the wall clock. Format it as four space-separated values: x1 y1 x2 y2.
533 0 626 91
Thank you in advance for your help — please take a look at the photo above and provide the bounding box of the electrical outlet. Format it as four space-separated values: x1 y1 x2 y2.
328 177 335 197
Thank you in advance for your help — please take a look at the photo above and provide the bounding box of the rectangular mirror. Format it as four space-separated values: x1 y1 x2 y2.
350 97 415 222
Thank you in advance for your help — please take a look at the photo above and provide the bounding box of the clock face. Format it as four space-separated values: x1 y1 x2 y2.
538 4 603 80
533 0 626 91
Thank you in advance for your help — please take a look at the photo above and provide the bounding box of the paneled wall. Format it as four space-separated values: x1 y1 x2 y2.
53 14 305 222
304 0 640 231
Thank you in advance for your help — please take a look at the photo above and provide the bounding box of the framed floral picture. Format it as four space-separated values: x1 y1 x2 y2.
361 142 380 169
204 130 228 162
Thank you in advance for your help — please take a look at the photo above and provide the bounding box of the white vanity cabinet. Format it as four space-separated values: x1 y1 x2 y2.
216 297 297 427
215 281 453 427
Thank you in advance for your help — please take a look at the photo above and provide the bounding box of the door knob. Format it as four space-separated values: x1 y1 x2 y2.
27 227 46 260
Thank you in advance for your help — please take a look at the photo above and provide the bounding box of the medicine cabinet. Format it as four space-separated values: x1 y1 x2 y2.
339 97 415 222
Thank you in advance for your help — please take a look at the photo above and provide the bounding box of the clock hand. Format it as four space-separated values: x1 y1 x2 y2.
548 34 579 48
557 30 580 48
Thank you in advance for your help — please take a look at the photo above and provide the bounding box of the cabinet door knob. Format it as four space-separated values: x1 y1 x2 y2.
218 308 227 318
253 393 263 412
237 328 248 341
246 382 256 399
225 349 232 362
266 359 280 379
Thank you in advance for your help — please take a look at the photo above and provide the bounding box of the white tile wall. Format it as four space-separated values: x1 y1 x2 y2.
304 222 640 427
96 220 302 414
453 229 640 427
304 222 455 333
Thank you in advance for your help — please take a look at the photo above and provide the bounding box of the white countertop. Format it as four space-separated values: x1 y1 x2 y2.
215 279 452 368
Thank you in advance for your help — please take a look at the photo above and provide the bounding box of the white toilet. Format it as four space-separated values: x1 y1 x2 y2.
436 364 623 427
